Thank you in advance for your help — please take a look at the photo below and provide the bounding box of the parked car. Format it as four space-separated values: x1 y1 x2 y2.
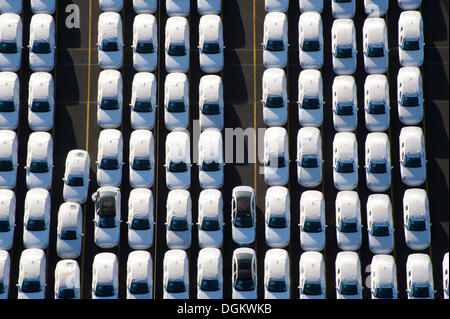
25 132 53 190
403 188 431 250
299 251 326 299
163 249 189 299
99 0 123 12
331 19 357 75
197 247 223 299
198 14 224 73
262 68 287 126
299 190 326 252
0 129 17 189
231 186 256 245
130 72 157 130
29 14 55 72
166 0 190 17
165 129 191 189
364 74 390 132
132 14 157 72
0 72 19 130
198 128 223 189
265 186 290 248
0 13 22 71
97 12 123 69
166 189 192 250
264 249 290 299
23 188 51 249
299 0 323 13
263 127 289 186
133 0 157 13
54 259 80 299
0 249 10 299
366 194 394 254
28 72 54 131
164 72 189 130
232 247 257 299
126 250 153 299
335 251 362 299
262 12 288 68
298 12 323 69
0 0 22 14
198 189 223 249
365 132 392 192
129 130 154 188
96 129 123 187
97 70 122 129
332 75 358 132
56 202 83 259
399 126 426 186
62 150 90 204
363 18 388 74
0 189 14 250
398 10 424 67
397 66 423 125
92 252 118 299
127 188 154 250
198 0 221 14
335 191 362 251
199 75 223 130
298 70 323 127
333 132 358 191
406 253 435 299
165 17 189 73
31 0 55 14
296 127 323 187
370 254 398 299
17 248 46 299
443 252 449 299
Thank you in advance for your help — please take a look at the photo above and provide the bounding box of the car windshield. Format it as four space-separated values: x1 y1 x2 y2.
131 218 150 230
404 155 421 168
336 47 353 58
266 156 286 168
340 221 358 233
268 216 287 229
201 161 220 172
340 283 358 295
133 101 152 113
167 101 185 113
337 104 354 115
368 102 386 114
101 40 119 52
67 176 84 186
100 158 119 170
268 279 287 293
301 156 319 168
29 161 49 173
200 279 220 291
0 100 15 112
369 162 387 174
60 229 77 240
21 280 41 293
168 161 187 173
337 161 354 173
412 285 430 298
367 46 384 58
234 215 253 228
266 96 284 108
168 44 186 56
31 41 51 54
100 99 119 110
31 100 50 112
374 287 393 299
130 282 150 294
0 160 13 172
26 219 46 231
58 288 76 299
302 97 320 110
169 218 188 231
132 159 151 171
234 193 253 228
303 282 322 295
372 225 390 237
200 218 220 231
402 39 420 51
203 42 221 54
302 40 320 52
401 96 419 107
94 284 115 297
166 280 186 293
234 278 254 291
408 219 426 231
0 219 10 232
202 103 220 115
98 216 116 228
303 220 322 233
266 39 284 52
136 41 154 54
0 41 18 54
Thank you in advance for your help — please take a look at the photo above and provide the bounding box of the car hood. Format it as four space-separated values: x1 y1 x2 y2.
265 289 290 299
133 52 157 72
399 49 423 67
364 55 388 74
368 234 393 254
164 290 189 299
165 54 189 73
166 171 190 190
0 232 13 250
198 229 222 249
18 291 45 299
129 167 154 188
365 112 389 131
63 184 88 204
366 171 390 192
28 109 53 130
200 52 223 73
97 168 122 187
300 231 325 251
23 229 49 249
400 166 426 186
333 171 358 190
31 0 55 13
128 228 153 250
299 50 323 69
166 229 191 250
95 226 120 248
0 112 19 130
232 225 255 245
265 225 290 248
198 288 222 299
97 108 121 128
0 54 21 72
300 292 325 299
200 113 223 131
263 50 287 68
264 166 289 186
332 55 356 75
26 171 52 190
263 106 287 126
29 52 54 72
98 50 122 69
297 166 322 187
398 104 423 125
165 109 188 130
404 228 430 250
0 171 16 188
298 106 323 127
127 291 152 299
337 231 361 251
131 110 155 130
56 237 81 259
300 0 323 12
333 112 357 131
199 170 223 189
232 288 257 300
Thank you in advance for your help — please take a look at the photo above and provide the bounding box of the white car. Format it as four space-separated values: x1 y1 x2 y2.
23 188 50 249
130 72 157 130
96 129 123 187
371 254 398 299
399 126 426 186
398 0 422 10
298 70 323 127
17 248 46 299
262 12 288 68
29 14 55 72
129 130 154 188
0 0 21 14
28 72 54 131
199 15 224 73
132 14 157 72
364 74 390 132
165 17 189 73
262 68 287 126
62 150 90 204
299 190 326 252
297 127 323 187
166 0 190 17
397 67 423 125
25 132 53 190
403 188 431 250
199 74 223 130
299 0 323 13
126 250 153 299
56 202 83 259
332 19 357 75
443 252 449 299
406 253 435 299
0 249 10 299
31 0 55 14
299 251 326 299
366 194 394 254
335 191 362 251
0 72 19 130
0 129 17 189
363 18 388 74
92 186 121 249
264 249 290 299
398 11 424 67
163 249 189 299
198 128 223 189
99 0 123 12
335 251 362 299
364 0 388 16
198 189 223 248
265 186 290 248
165 129 190 189
164 72 189 130
365 132 392 192
232 247 257 299
331 0 355 19
97 12 123 70
333 132 358 190
198 0 221 15
197 247 223 299
298 12 323 69
92 252 118 299
133 0 157 14
166 189 192 250
231 186 256 245
97 70 122 129
54 259 80 299
127 188 154 250
265 0 288 12
0 189 14 250
264 127 289 186
332 76 357 132
0 13 22 71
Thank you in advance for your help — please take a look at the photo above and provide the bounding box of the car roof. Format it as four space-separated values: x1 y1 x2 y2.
400 10 422 38
99 70 121 98
29 72 53 99
300 251 323 281
99 129 122 157
299 69 321 97
129 188 152 217
398 67 421 95
199 189 222 218
334 132 356 161
25 188 50 218
167 189 190 218
166 16 188 44
58 202 81 228
133 72 156 100
130 130 153 158
198 248 221 279
372 255 395 285
263 68 285 95
407 254 431 285
133 14 156 39
298 127 320 155
264 12 286 39
400 126 423 155
165 73 188 99
20 248 45 279
334 76 355 103
0 72 19 100
266 186 288 217
367 194 391 223
300 11 321 39
336 251 359 282
301 190 324 220
404 188 427 219
265 127 287 154
0 189 14 219
165 249 187 280
364 18 385 45
333 19 354 46
199 14 221 42
128 250 151 281
166 130 189 162
199 75 221 102
366 74 388 103
66 150 89 174
366 133 388 161
99 12 121 40
336 191 359 221
266 249 288 279
0 13 21 40
199 129 222 161
29 132 52 160
0 130 16 158
30 13 53 39
93 252 117 283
